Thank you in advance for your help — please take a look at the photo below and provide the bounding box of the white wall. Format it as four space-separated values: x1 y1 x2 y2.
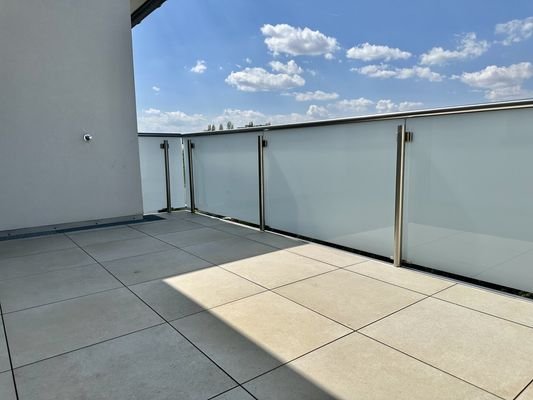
0 0 144 231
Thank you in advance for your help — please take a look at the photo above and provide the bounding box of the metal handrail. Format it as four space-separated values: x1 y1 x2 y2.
137 98 533 138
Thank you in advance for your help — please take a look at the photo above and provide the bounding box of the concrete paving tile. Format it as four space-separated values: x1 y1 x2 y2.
287 243 367 267
361 297 533 399
0 264 121 313
0 235 75 259
346 260 454 295
130 266 264 321
435 284 533 327
245 333 499 400
104 248 212 285
157 227 234 248
223 251 336 289
276 269 424 329
173 291 350 383
66 226 146 246
82 236 173 262
5 287 163 367
0 372 16 400
183 237 277 265
15 324 234 400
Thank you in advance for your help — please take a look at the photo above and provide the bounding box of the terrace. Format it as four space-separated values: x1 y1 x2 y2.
1 0 533 399
1 211 532 399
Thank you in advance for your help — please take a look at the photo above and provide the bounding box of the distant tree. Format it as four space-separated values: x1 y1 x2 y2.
206 124 212 131
226 121 234 130
211 124 216 131
219 124 224 131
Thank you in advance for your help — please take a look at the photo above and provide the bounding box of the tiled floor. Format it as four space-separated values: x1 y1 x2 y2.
0 211 532 399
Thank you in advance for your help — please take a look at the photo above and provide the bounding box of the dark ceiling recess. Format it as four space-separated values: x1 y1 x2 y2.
131 0 167 28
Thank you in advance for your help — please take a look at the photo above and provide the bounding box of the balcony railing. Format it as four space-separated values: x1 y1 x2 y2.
138 99 533 294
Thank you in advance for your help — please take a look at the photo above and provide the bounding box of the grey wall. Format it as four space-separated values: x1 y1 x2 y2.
0 0 143 231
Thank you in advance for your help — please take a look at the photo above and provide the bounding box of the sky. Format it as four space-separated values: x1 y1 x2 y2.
132 0 533 133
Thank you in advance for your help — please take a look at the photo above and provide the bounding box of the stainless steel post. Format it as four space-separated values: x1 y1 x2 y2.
394 124 407 267
160 140 172 213
186 139 196 213
258 135 266 231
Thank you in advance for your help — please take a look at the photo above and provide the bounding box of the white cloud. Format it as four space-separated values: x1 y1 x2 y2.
138 108 206 132
287 90 339 101
245 57 253 64
346 43 411 61
355 64 443 82
225 67 305 92
260 23 339 58
495 16 533 45
420 33 489 65
190 60 207 74
151 86 160 92
458 62 533 100
375 100 423 113
269 60 303 74
333 98 374 113
306 105 329 118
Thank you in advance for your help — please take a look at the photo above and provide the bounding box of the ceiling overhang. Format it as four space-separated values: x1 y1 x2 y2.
130 0 166 28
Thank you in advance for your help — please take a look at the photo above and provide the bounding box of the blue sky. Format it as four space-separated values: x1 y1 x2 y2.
132 0 533 132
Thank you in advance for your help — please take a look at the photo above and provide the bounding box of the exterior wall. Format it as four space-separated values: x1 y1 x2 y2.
0 0 143 231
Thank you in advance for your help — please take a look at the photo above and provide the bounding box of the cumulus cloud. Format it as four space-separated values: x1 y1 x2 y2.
333 98 374 113
152 86 160 92
306 105 329 118
190 60 207 74
375 100 423 113
269 60 303 74
138 108 206 132
287 90 339 101
225 67 305 92
245 57 253 64
420 33 489 65
495 16 533 45
261 23 339 58
346 43 411 61
354 64 443 82
458 62 533 100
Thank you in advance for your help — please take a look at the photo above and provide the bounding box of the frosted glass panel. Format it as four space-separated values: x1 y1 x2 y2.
192 133 259 224
404 108 533 292
265 120 399 258
138 137 186 213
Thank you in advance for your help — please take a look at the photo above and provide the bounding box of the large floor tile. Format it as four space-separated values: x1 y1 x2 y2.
245 232 306 250
0 372 16 400
435 284 533 328
15 324 235 400
186 215 226 226
0 248 94 281
223 251 336 289
346 260 454 295
361 297 533 399
245 333 498 400
0 235 75 259
67 226 146 246
5 288 162 367
287 243 367 267
134 219 203 236
82 236 173 262
104 248 212 285
173 291 350 383
212 387 255 400
0 264 121 313
212 222 257 236
157 227 234 248
517 383 533 400
0 320 10 373
183 237 277 265
275 269 424 329
130 266 264 321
